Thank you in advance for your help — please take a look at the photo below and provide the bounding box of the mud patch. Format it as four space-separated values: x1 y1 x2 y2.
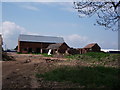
2 71 31 88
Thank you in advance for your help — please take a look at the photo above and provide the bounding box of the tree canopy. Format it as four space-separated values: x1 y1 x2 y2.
74 1 120 31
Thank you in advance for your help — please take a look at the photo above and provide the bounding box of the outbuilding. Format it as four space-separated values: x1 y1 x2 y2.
47 42 70 54
83 43 101 53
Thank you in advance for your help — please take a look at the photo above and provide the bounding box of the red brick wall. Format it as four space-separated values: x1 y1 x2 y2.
18 41 55 53
58 43 69 53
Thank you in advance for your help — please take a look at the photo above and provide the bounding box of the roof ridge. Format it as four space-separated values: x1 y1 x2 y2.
20 34 63 38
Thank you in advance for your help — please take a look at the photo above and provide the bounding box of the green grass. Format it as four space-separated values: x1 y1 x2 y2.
65 54 81 59
36 66 119 88
65 52 110 61
83 52 110 59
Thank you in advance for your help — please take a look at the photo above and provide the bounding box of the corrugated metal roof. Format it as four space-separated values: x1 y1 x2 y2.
18 34 64 43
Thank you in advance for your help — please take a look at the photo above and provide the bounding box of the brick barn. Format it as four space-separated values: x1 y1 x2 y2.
18 34 64 53
78 43 101 54
82 43 101 53
47 42 70 54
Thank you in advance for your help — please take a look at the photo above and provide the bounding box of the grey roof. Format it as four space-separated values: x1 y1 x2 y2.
18 34 64 43
47 43 63 49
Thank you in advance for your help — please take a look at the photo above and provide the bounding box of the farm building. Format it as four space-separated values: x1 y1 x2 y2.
0 35 2 60
78 43 101 54
83 43 101 53
47 42 70 54
18 34 64 53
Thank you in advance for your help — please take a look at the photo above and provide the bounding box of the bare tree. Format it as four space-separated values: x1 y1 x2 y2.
74 0 120 31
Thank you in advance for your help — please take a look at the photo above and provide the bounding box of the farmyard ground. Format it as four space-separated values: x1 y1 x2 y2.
2 52 119 89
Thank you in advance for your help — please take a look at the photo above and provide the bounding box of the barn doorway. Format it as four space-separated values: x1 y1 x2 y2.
28 48 32 53
36 48 40 53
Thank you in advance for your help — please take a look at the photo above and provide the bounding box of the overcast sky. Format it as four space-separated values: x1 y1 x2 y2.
0 2 118 49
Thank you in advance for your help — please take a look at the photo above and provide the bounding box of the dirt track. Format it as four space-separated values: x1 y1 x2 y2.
2 53 42 88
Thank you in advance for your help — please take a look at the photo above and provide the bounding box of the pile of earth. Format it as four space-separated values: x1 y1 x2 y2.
2 52 15 61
